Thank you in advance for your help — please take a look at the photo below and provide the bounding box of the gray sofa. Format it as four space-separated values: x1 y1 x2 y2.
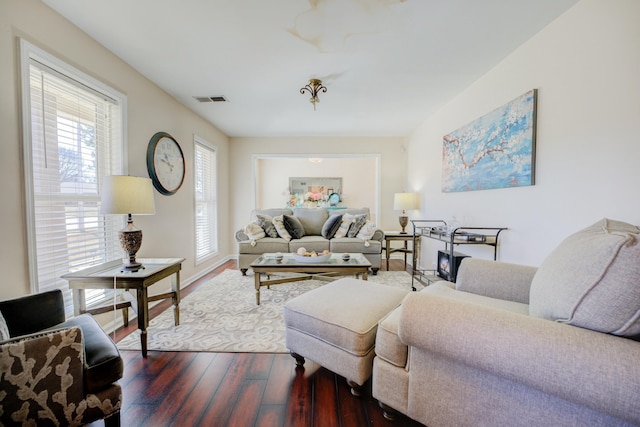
236 207 383 275
373 218 640 426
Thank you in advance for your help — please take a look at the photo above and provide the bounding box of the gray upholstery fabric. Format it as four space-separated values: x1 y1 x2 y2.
293 208 329 235
529 218 640 337
238 238 290 254
288 236 330 254
285 278 409 354
283 214 305 239
456 258 537 304
285 277 409 387
329 207 370 218
250 208 292 221
375 307 407 368
399 292 640 425
330 237 382 254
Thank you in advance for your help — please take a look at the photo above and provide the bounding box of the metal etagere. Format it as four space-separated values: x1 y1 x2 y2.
411 219 507 290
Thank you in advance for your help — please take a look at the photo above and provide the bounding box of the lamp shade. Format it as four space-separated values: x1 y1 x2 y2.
100 175 156 215
393 192 419 211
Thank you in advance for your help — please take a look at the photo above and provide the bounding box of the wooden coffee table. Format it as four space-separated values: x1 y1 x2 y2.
250 253 371 305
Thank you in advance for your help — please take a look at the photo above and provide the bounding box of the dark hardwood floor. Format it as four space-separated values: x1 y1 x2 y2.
99 259 424 427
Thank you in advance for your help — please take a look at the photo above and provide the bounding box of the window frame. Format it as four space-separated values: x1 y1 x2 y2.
193 135 218 265
20 39 128 313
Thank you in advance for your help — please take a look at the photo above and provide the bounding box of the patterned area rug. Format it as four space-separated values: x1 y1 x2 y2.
117 269 416 353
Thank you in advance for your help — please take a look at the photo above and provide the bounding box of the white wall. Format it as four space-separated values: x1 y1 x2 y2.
229 136 407 246
0 0 231 300
406 0 640 269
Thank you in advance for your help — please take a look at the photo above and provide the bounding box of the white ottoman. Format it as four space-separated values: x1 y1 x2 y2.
284 277 410 396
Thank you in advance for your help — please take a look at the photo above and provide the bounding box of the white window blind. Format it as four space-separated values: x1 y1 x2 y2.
21 41 126 317
194 138 218 263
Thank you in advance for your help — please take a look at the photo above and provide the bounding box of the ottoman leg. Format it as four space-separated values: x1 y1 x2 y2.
290 351 305 367
378 402 398 421
347 380 363 397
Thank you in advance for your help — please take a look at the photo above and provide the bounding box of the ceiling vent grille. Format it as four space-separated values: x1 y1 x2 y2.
194 96 228 103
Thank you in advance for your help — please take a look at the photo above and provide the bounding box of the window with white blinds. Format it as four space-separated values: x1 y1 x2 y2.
20 40 127 317
194 137 218 263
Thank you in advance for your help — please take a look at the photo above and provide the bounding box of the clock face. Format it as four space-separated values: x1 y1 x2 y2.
147 132 185 195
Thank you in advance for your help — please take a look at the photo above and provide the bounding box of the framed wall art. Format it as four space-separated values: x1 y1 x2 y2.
441 89 537 193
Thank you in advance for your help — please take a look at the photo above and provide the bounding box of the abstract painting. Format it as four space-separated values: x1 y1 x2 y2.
441 89 537 192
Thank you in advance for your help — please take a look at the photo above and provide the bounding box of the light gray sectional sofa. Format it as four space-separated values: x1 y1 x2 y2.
235 207 383 275
372 218 640 426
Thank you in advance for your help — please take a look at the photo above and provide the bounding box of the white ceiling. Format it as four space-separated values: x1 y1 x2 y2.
43 0 578 138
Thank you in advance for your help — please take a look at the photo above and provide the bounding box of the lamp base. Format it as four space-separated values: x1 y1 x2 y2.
398 214 409 234
119 218 144 272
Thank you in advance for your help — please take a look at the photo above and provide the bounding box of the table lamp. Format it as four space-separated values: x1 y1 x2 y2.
101 175 156 271
393 192 419 234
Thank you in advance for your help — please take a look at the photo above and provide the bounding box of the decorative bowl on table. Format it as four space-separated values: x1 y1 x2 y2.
293 252 332 263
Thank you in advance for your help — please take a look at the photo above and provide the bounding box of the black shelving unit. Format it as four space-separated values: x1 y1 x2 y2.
411 219 507 290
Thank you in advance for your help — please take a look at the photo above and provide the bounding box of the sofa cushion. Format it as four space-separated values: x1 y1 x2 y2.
347 214 368 237
529 218 640 337
238 238 290 254
375 306 407 368
283 214 305 239
289 236 330 254
322 214 343 239
57 314 123 393
272 215 292 241
284 278 409 356
330 237 382 254
293 208 329 235
251 208 292 221
256 214 279 238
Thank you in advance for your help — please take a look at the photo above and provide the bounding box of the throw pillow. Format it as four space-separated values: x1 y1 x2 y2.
0 311 10 341
322 214 343 239
256 214 279 238
529 218 640 337
272 215 292 241
244 222 266 247
334 214 355 239
283 214 305 239
356 221 378 247
347 214 368 238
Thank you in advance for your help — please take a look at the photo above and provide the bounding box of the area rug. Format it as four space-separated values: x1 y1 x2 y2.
117 269 417 353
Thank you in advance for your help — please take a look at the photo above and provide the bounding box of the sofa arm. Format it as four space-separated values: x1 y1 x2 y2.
0 289 66 337
399 292 640 425
371 229 384 242
235 229 249 242
455 258 537 304
1 327 86 424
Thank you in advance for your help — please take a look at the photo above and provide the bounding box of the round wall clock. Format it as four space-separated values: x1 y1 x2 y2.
146 132 185 195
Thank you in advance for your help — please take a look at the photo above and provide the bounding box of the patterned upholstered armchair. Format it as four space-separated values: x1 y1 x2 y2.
0 290 122 426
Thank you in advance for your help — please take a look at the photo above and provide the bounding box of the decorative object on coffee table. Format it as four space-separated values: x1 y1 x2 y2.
393 192 419 233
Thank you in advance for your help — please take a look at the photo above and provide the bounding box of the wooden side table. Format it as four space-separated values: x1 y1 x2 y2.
62 258 185 357
383 232 417 271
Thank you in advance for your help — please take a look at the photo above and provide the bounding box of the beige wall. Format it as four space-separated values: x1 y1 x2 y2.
255 156 378 219
229 137 407 247
406 0 640 269
0 0 231 300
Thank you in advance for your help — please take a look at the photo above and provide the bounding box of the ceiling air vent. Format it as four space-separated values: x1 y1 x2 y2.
194 96 228 103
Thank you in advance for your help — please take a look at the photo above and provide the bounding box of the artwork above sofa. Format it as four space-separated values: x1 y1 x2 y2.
236 207 383 275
